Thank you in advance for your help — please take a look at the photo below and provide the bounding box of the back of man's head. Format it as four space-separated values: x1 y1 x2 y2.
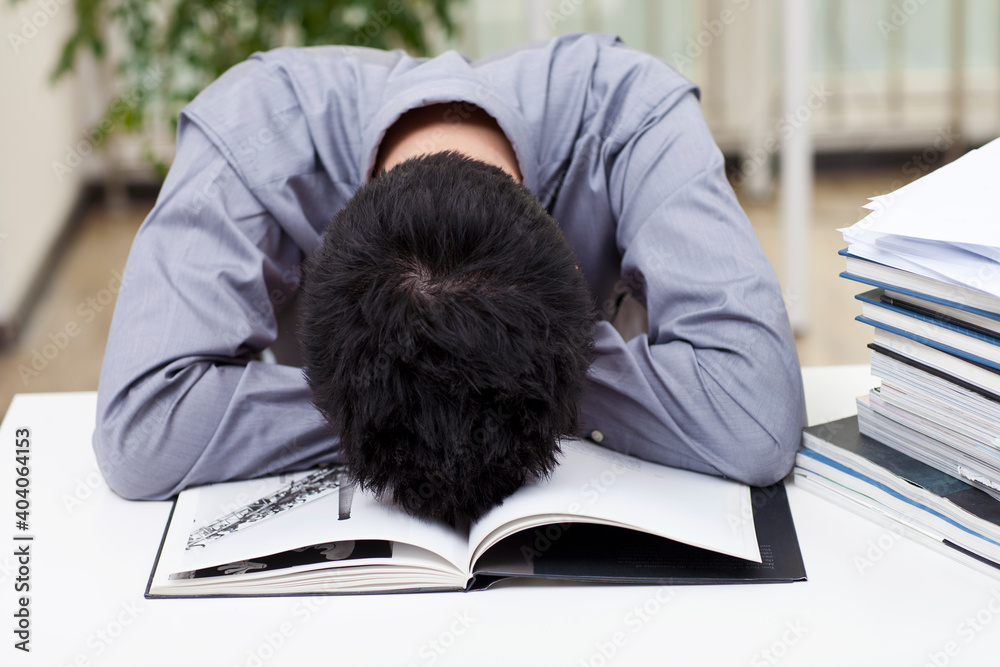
300 151 595 526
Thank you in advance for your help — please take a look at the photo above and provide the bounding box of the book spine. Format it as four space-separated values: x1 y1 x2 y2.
880 293 1000 337
857 292 1000 349
868 343 1000 403
857 315 1000 371
856 397 1000 498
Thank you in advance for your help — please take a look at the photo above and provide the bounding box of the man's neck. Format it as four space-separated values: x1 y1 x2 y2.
374 102 522 182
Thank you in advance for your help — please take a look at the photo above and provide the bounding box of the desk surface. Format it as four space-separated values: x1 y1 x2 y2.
2 366 998 667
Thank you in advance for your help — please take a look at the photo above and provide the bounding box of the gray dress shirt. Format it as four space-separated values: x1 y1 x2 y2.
94 33 806 500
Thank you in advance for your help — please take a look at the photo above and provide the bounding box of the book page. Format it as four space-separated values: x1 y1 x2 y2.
163 469 470 576
468 440 760 568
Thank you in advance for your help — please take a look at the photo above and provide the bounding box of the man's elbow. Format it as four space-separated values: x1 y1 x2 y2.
720 423 800 487
713 363 805 487
92 417 182 501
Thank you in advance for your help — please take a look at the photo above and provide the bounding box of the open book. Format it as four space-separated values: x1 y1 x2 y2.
147 440 805 597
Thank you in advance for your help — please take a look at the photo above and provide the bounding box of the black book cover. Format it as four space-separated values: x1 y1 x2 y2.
803 416 1000 528
469 482 806 589
147 481 807 598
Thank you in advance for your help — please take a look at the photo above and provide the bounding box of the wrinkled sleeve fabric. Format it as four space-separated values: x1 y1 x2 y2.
93 116 340 500
576 59 806 486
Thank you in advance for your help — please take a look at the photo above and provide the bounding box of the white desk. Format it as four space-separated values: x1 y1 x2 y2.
2 366 998 666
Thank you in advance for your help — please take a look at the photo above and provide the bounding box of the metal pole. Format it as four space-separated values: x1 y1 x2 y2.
780 0 813 334
525 0 549 42
947 0 967 163
644 0 663 57
885 0 904 122
743 0 774 201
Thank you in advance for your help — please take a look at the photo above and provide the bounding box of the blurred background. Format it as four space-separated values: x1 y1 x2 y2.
1 0 999 418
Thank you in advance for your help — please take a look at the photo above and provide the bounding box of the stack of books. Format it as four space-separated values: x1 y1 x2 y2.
797 416 1000 580
795 138 1000 578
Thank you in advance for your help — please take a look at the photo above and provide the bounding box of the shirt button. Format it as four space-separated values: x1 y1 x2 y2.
590 430 604 443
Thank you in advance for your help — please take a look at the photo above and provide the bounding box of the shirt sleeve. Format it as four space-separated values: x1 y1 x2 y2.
93 115 341 500
577 88 806 486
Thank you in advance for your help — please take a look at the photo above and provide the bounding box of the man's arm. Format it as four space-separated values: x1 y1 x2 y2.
578 86 805 486
93 117 340 500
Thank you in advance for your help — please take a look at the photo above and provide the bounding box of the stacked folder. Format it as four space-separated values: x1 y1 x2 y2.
795 138 1000 578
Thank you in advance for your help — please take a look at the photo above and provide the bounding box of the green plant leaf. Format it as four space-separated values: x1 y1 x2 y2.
30 0 466 173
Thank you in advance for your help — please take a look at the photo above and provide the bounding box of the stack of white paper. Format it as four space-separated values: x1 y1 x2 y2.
841 137 1000 298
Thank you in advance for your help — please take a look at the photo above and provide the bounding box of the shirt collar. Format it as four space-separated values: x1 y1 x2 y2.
360 51 539 196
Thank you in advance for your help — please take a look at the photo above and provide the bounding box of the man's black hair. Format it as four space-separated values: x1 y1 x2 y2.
299 151 595 526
